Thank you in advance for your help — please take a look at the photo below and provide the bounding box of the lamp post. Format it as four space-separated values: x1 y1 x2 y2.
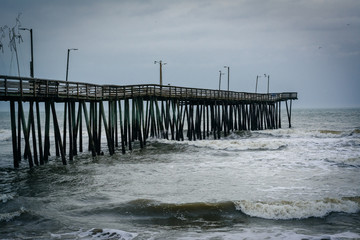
218 70 224 91
224 66 230 91
154 60 166 85
64 48 77 156
265 74 270 94
255 74 270 94
255 75 261 93
19 28 34 78
66 48 78 81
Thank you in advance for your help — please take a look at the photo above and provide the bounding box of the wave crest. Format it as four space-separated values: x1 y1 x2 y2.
50 228 137 240
86 197 360 221
154 138 287 151
0 193 15 203
0 207 26 222
235 198 360 220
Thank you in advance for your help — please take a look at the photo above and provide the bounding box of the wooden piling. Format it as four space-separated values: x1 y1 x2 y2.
30 101 39 166
50 101 66 165
17 101 21 162
19 101 33 168
81 101 97 157
36 101 44 165
10 101 19 168
44 101 51 162
286 100 292 128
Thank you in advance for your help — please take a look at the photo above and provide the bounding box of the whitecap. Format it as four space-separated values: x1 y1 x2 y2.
234 198 359 220
153 138 288 151
0 207 26 222
0 193 15 203
50 228 138 240
0 129 12 141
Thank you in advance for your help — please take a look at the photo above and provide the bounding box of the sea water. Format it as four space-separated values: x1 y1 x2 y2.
0 108 359 239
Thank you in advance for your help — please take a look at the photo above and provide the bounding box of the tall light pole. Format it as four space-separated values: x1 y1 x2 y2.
255 75 261 93
264 74 270 94
66 48 78 81
218 70 224 91
255 74 270 94
64 48 77 156
154 60 166 85
19 28 34 78
224 66 230 91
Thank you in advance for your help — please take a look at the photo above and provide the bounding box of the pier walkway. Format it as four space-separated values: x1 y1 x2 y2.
0 75 297 168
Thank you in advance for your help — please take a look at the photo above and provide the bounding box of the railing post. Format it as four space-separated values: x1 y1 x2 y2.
20 78 23 97
33 79 36 97
95 86 97 101
46 81 49 97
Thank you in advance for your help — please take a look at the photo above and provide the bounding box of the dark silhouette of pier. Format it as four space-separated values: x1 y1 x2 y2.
0 75 297 168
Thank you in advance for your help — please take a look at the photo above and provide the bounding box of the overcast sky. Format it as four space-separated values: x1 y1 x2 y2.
1 0 360 108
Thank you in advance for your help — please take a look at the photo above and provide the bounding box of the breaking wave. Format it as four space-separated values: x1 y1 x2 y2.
235 197 360 220
0 207 26 222
0 193 15 203
81 197 360 221
50 228 137 240
0 129 12 141
153 138 288 151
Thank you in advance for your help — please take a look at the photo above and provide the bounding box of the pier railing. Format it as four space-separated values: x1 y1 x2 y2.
0 75 297 102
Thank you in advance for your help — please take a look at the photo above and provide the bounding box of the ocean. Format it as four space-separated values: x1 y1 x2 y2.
0 108 359 240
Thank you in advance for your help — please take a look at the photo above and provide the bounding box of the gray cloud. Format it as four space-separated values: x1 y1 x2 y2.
1 0 360 108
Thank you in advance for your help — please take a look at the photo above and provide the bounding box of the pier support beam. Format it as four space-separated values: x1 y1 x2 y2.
286 100 293 128
10 101 19 168
4 96 296 168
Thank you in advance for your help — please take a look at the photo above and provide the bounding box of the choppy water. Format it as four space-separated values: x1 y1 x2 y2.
1 108 360 239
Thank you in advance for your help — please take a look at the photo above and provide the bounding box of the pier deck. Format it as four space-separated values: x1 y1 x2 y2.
0 75 297 102
0 75 297 168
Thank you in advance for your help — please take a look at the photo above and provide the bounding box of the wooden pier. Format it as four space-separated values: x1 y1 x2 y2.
0 75 297 168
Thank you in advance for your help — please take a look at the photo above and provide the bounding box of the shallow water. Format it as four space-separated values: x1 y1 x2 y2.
1 108 360 239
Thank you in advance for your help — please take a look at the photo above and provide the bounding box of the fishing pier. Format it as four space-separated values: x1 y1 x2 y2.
0 75 297 168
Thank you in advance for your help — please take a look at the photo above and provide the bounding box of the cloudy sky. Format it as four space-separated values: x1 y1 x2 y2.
1 0 359 108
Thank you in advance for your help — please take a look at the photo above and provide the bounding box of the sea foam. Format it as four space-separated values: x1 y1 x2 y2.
0 207 26 222
235 198 360 220
154 137 288 151
50 228 138 240
0 193 15 203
